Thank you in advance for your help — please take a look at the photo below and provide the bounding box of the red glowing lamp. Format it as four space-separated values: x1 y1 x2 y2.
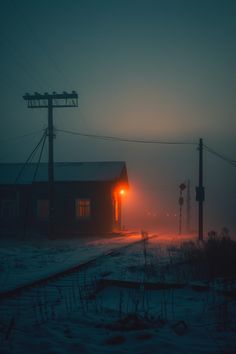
114 185 128 197
119 189 125 196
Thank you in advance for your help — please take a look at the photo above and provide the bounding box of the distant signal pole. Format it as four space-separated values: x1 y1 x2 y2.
196 138 204 241
23 91 79 237
178 182 186 235
186 179 191 233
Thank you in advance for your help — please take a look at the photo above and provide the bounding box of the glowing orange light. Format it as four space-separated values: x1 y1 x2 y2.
119 189 125 196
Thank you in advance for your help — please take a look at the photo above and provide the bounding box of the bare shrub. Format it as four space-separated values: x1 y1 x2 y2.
180 228 236 280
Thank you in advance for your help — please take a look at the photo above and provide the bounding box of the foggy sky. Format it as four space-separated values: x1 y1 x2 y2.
0 0 235 234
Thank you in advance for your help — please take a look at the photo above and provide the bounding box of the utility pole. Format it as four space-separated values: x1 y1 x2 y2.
178 183 186 235
23 91 78 237
196 138 204 241
186 179 191 233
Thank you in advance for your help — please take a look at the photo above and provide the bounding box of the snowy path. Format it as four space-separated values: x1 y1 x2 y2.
0 232 236 354
0 233 145 293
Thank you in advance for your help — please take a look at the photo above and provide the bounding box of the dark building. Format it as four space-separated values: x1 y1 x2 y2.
0 162 129 236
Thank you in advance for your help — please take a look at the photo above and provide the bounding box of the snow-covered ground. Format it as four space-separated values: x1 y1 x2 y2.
0 232 142 292
3 286 236 354
0 232 194 293
1 232 236 353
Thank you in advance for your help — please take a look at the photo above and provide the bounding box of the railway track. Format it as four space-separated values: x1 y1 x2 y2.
1 233 235 346
0 233 158 300
0 232 165 301
0 233 162 336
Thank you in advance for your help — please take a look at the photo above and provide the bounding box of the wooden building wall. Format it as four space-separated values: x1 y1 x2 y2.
0 181 122 235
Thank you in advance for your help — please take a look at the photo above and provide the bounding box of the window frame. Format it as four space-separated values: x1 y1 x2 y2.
75 198 91 220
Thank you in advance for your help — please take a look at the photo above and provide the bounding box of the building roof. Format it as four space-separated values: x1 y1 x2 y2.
0 162 128 184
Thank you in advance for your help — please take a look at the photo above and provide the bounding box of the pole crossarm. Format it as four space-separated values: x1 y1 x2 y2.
23 91 79 108
23 90 78 238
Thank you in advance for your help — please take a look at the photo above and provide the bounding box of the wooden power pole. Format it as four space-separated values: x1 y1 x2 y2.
186 179 191 233
196 138 205 241
23 91 78 237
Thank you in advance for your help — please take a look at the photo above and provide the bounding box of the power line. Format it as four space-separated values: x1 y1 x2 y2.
23 128 47 238
0 129 44 144
204 144 236 168
23 91 79 238
57 128 196 145
32 130 47 181
14 130 47 184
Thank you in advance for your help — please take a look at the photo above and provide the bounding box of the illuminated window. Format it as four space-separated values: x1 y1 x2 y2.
76 199 91 219
0 199 17 219
37 199 49 220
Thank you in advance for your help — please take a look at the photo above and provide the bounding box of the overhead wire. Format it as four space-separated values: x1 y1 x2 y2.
14 129 47 184
32 130 47 181
22 128 47 237
57 128 196 145
0 129 44 144
204 144 236 168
